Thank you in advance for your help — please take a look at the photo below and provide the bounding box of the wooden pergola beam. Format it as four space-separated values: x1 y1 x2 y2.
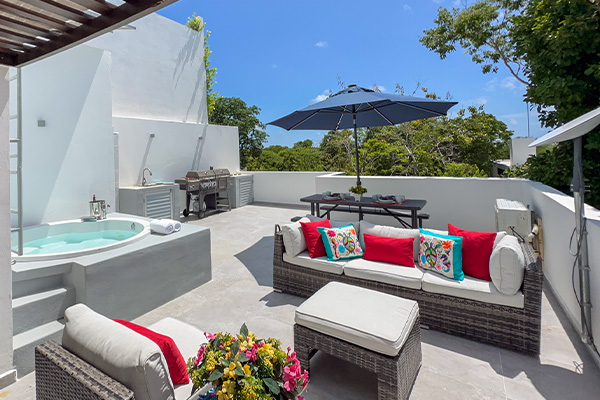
0 0 180 66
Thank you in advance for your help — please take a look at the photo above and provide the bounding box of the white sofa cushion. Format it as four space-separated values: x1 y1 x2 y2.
421 271 524 308
281 217 311 257
489 235 525 295
62 304 175 400
295 282 419 356
147 318 207 400
359 220 420 261
282 250 346 275
344 258 424 290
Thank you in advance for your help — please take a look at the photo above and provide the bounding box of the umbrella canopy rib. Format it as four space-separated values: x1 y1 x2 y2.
288 110 320 131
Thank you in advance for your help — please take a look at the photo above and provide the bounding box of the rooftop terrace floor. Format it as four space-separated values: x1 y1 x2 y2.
3 203 600 399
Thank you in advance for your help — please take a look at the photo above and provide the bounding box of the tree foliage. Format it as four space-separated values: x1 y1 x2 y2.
211 97 268 169
422 0 600 209
187 14 219 116
250 105 511 178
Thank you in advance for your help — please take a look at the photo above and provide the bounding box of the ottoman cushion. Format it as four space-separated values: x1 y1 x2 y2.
295 282 419 356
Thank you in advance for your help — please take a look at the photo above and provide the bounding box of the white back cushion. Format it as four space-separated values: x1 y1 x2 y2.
62 304 175 400
359 220 420 261
489 235 525 295
281 217 310 257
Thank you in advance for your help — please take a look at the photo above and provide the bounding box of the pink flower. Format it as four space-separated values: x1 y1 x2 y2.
194 344 206 365
327 230 336 237
204 332 216 340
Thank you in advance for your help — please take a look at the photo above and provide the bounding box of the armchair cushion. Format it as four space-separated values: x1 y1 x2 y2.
489 235 526 295
62 304 175 400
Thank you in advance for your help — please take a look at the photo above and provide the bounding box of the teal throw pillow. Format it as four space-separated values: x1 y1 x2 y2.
317 224 363 261
419 228 464 281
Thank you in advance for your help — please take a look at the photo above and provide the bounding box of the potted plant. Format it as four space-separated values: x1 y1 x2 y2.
188 324 309 400
348 185 367 195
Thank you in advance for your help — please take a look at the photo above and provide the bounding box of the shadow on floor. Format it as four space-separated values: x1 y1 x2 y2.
420 286 600 400
234 236 275 287
259 291 305 308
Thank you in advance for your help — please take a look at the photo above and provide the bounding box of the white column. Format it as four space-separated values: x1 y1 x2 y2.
0 66 16 388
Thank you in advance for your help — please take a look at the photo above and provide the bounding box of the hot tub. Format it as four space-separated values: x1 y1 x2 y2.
11 217 151 261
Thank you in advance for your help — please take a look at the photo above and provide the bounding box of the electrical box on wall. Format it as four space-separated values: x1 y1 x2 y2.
495 199 532 241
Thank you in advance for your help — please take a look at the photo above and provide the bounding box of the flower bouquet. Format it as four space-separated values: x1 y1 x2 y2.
188 323 309 400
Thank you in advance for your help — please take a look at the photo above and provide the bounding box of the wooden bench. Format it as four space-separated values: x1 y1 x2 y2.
319 204 430 228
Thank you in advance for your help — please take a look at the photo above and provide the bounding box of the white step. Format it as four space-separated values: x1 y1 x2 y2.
13 286 75 335
13 320 64 377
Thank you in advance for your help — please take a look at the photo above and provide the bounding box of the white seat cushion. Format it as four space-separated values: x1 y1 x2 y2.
489 235 525 295
421 271 524 308
282 250 346 275
62 304 175 400
344 258 424 290
147 318 207 400
359 220 420 262
295 282 419 356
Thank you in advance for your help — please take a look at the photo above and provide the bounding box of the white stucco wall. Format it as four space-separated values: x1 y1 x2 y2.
88 13 208 124
114 117 239 187
0 66 15 387
15 45 114 226
510 137 536 165
251 171 327 205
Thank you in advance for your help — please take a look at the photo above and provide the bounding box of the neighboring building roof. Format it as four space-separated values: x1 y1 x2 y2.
0 0 178 67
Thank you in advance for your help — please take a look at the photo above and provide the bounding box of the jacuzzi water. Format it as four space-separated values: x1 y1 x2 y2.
11 217 151 261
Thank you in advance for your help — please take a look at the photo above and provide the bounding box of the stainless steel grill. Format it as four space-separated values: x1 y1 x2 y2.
175 168 231 218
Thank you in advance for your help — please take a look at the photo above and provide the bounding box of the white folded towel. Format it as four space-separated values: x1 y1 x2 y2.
160 219 182 232
150 219 175 235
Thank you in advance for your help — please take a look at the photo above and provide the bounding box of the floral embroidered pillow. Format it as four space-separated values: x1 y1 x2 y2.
317 225 363 261
418 229 464 281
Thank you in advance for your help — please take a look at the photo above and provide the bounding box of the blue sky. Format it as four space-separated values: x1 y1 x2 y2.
158 0 548 147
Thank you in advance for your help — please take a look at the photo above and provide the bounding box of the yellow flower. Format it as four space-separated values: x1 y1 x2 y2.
223 362 237 379
243 364 251 376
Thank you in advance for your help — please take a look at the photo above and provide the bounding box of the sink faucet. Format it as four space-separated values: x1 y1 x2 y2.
142 168 153 186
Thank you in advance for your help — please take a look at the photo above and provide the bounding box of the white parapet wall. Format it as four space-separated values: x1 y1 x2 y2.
250 171 329 206
0 66 15 388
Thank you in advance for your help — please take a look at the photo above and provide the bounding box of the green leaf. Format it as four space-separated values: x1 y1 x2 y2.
213 336 221 349
240 323 249 338
230 340 240 355
221 359 230 367
234 366 245 376
263 378 280 395
237 353 249 362
208 369 223 382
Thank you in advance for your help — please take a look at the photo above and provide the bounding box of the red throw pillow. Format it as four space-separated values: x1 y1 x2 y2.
114 319 189 385
448 223 496 281
300 219 331 258
363 233 415 267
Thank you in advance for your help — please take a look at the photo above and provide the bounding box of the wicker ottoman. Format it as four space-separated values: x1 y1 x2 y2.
294 282 421 400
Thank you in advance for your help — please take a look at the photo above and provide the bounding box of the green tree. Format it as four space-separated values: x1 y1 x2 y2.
422 0 600 208
211 97 268 168
187 14 219 116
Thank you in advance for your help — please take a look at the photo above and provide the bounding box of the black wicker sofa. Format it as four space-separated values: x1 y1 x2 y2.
273 224 543 355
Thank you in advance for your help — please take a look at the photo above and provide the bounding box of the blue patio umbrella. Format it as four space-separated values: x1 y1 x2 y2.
268 84 458 186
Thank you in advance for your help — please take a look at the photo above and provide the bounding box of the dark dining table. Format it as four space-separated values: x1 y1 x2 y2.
300 194 427 229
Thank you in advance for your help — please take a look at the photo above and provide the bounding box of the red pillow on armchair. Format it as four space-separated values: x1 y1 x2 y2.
114 319 189 385
448 224 497 281
300 219 331 258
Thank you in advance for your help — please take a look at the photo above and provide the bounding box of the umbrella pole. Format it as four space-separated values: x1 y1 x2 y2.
353 112 361 187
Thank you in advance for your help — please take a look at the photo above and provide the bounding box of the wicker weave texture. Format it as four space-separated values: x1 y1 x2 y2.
35 341 134 400
274 225 543 354
294 316 422 400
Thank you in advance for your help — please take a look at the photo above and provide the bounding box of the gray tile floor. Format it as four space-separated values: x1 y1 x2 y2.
2 203 599 399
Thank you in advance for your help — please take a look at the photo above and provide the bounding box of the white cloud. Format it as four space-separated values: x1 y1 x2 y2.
500 112 527 126
311 90 330 103
432 0 444 4
272 64 278 69
315 41 328 48
484 76 524 92
371 84 386 92
465 96 488 106
403 4 412 11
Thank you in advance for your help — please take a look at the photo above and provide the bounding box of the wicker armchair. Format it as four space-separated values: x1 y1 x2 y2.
35 341 134 400
273 224 544 354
